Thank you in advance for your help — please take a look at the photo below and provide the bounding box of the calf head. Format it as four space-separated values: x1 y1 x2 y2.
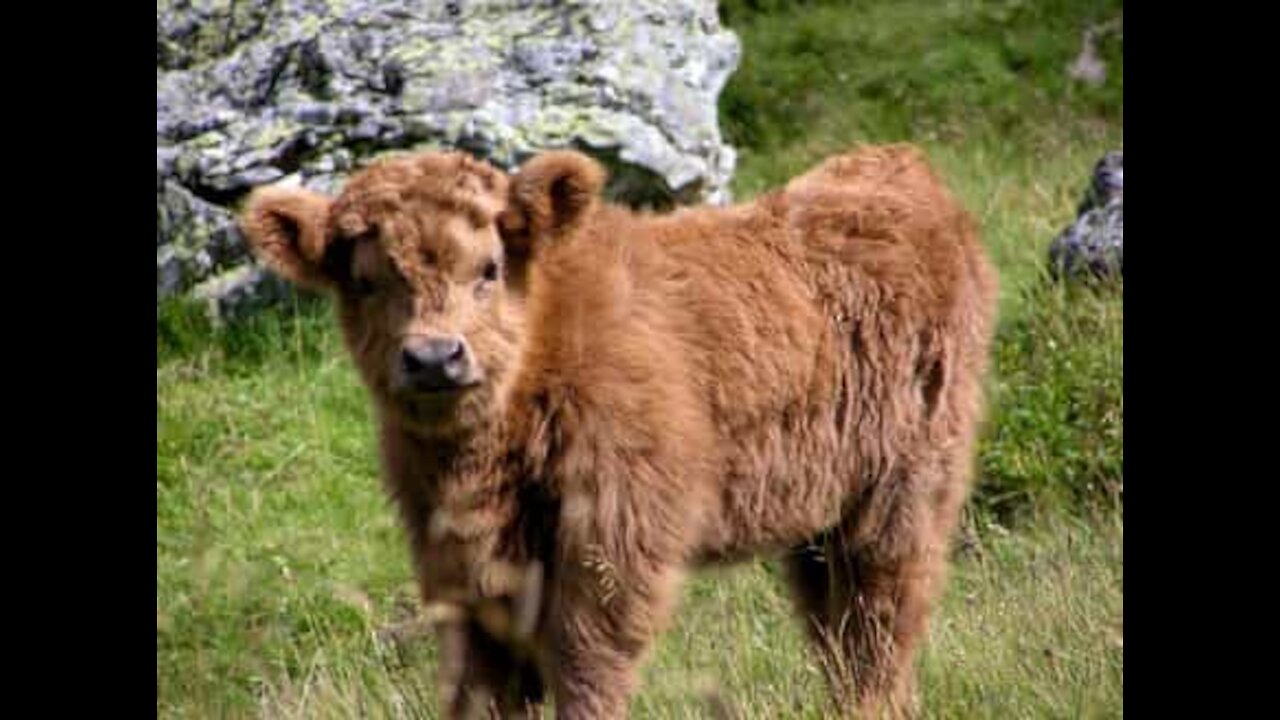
238 150 605 437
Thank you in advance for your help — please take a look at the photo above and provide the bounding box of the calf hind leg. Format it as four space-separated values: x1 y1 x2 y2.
786 496 952 719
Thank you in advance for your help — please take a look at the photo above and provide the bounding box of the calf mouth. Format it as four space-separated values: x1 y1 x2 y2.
396 383 482 418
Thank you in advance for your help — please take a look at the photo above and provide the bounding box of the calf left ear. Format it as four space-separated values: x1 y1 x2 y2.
498 150 606 257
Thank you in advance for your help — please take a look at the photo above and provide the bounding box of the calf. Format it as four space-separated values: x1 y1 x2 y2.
240 144 999 718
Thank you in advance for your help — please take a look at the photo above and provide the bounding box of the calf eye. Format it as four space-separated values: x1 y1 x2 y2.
351 276 376 296
481 260 499 282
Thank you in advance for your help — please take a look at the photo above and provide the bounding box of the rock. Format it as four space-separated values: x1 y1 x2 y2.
1067 18 1121 89
156 176 246 301
1077 150 1123 214
192 265 296 323
1049 151 1123 281
156 0 741 320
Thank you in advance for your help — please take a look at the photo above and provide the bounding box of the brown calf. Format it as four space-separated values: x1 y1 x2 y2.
240 144 999 718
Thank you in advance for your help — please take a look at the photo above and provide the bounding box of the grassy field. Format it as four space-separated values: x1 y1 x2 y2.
158 0 1123 716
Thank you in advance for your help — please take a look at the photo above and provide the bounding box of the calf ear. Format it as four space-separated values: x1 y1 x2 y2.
498 150 605 258
238 186 335 291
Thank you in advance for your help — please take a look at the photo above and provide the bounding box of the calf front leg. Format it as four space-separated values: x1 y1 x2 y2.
548 540 685 719
437 619 546 720
555 561 686 717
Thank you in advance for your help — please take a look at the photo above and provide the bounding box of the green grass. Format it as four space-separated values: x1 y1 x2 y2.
158 0 1122 716
159 502 1120 718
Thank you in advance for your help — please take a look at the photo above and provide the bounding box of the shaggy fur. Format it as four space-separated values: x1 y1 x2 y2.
239 144 999 719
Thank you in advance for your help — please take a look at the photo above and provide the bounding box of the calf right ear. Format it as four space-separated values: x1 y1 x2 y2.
238 186 335 291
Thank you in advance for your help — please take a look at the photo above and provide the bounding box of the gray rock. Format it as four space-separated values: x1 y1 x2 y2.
1049 151 1123 281
157 176 247 301
157 0 741 320
191 264 297 324
1078 150 1123 214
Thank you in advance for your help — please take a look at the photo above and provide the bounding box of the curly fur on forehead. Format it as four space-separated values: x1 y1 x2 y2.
329 151 511 239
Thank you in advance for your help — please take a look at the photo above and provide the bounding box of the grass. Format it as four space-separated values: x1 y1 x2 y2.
159 504 1120 718
158 0 1123 716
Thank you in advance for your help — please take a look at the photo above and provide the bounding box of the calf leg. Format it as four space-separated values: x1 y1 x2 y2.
438 621 545 720
786 480 954 719
546 529 686 719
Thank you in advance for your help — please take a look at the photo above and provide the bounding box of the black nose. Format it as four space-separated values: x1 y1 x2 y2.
400 336 470 390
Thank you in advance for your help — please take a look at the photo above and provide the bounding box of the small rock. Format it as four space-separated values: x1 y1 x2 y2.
1049 151 1123 281
1079 150 1123 213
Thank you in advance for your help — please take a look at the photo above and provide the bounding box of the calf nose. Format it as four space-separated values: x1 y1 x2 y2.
400 336 470 390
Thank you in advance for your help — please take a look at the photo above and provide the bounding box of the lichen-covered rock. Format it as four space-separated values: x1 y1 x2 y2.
1076 150 1123 214
192 265 296 323
156 176 247 301
157 0 741 318
1050 151 1123 281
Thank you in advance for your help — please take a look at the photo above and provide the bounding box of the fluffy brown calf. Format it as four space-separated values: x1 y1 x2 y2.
240 144 998 718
